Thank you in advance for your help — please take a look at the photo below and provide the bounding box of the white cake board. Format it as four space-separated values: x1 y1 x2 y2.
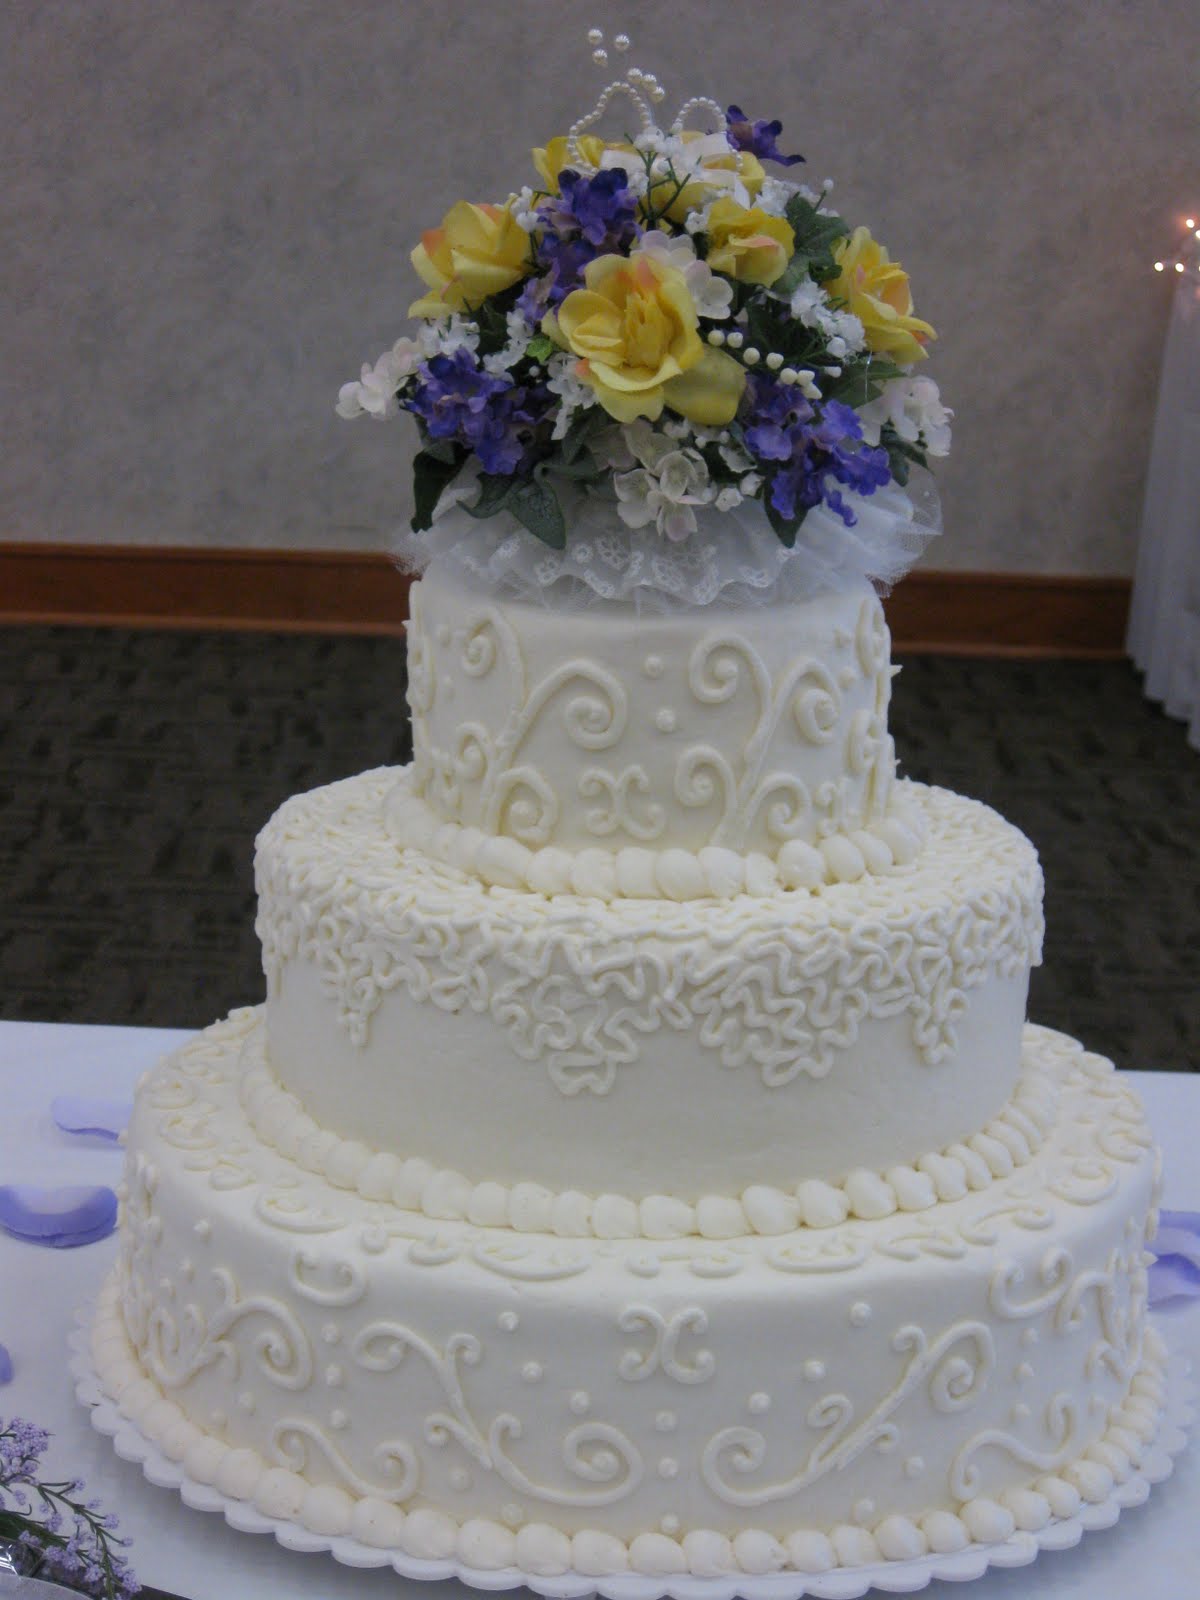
70 1304 1194 1600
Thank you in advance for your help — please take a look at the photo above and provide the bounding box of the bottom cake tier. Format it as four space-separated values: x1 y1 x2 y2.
92 1008 1165 1577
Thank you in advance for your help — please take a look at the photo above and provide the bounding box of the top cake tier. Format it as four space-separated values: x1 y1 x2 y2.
395 561 921 893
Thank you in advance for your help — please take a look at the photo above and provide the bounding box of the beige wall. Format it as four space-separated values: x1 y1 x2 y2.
4 0 1196 572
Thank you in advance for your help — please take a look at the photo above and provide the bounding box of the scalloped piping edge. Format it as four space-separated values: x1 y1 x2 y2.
87 1279 1171 1580
238 1012 1062 1239
383 779 930 901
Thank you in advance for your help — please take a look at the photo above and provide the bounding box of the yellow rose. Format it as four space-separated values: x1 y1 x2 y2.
532 134 610 193
827 227 936 364
648 135 765 223
704 198 794 286
544 253 745 425
408 201 532 318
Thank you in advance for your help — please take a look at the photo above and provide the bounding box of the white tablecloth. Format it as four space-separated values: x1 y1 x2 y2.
0 1020 1197 1600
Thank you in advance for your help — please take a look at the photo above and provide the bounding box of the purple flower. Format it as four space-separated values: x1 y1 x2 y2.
523 168 642 313
407 348 551 477
741 375 890 526
544 168 641 249
725 105 804 166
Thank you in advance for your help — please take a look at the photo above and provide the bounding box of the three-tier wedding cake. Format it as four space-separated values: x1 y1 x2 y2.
90 36 1168 1583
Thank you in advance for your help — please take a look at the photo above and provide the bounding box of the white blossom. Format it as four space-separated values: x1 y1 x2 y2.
857 375 953 456
335 337 426 421
615 444 716 542
715 484 744 512
545 352 598 441
635 229 733 320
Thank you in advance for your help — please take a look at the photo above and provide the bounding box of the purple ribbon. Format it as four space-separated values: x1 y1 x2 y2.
0 1341 12 1384
1149 1209 1200 1305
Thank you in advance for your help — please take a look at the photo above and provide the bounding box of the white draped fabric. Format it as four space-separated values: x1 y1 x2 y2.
1127 277 1200 750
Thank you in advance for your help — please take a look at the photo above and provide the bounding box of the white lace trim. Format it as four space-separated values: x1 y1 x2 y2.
395 473 941 614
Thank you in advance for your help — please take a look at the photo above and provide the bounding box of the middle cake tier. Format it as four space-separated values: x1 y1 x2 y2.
255 768 1044 1213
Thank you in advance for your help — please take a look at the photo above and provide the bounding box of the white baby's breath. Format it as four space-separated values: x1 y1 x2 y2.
785 279 865 356
545 351 599 440
482 309 534 375
510 185 541 232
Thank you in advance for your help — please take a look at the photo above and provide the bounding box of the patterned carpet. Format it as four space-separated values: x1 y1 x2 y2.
2 627 1196 1071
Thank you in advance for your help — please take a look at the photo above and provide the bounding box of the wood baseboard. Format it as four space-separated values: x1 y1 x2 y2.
0 542 1131 656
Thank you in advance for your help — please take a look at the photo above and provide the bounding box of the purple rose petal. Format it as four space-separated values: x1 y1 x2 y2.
0 1342 12 1384
52 1095 132 1142
1149 1208 1200 1305
0 1184 118 1248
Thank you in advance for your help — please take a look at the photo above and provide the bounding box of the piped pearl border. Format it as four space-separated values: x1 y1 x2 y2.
82 1287 1180 1585
384 778 929 902
239 1014 1060 1240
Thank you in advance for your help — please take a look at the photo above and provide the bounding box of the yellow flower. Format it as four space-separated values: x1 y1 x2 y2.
408 202 532 318
827 227 936 364
648 134 765 223
544 252 745 425
532 134 610 193
704 198 794 286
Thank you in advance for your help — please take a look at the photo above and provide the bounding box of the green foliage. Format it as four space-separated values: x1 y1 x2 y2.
508 471 567 547
463 465 567 548
881 429 928 487
525 333 555 364
411 444 468 531
774 194 851 295
825 355 904 409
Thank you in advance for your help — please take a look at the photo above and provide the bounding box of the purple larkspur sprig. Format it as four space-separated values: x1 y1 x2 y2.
406 347 552 476
741 374 890 526
520 167 641 318
725 104 805 166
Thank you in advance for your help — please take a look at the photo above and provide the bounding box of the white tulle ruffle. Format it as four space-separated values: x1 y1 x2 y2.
395 471 941 613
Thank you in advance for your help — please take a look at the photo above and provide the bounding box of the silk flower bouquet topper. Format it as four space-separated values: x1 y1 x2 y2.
337 28 951 568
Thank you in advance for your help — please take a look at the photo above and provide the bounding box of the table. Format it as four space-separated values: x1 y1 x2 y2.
1 1021 1197 1600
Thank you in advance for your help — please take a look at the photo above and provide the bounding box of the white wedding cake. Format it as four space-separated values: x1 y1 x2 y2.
90 38 1168 1582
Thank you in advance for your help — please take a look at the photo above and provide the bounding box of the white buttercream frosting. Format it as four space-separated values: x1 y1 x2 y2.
255 767 1042 1198
404 562 904 863
101 1009 1163 1573
238 1009 1061 1237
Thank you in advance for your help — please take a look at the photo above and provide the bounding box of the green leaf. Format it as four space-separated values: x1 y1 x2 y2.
785 195 851 255
781 195 851 286
763 487 801 548
883 433 928 485
525 333 555 364
411 447 467 532
507 474 566 548
826 356 904 408
419 435 461 465
463 473 513 520
771 254 812 299
558 405 606 466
